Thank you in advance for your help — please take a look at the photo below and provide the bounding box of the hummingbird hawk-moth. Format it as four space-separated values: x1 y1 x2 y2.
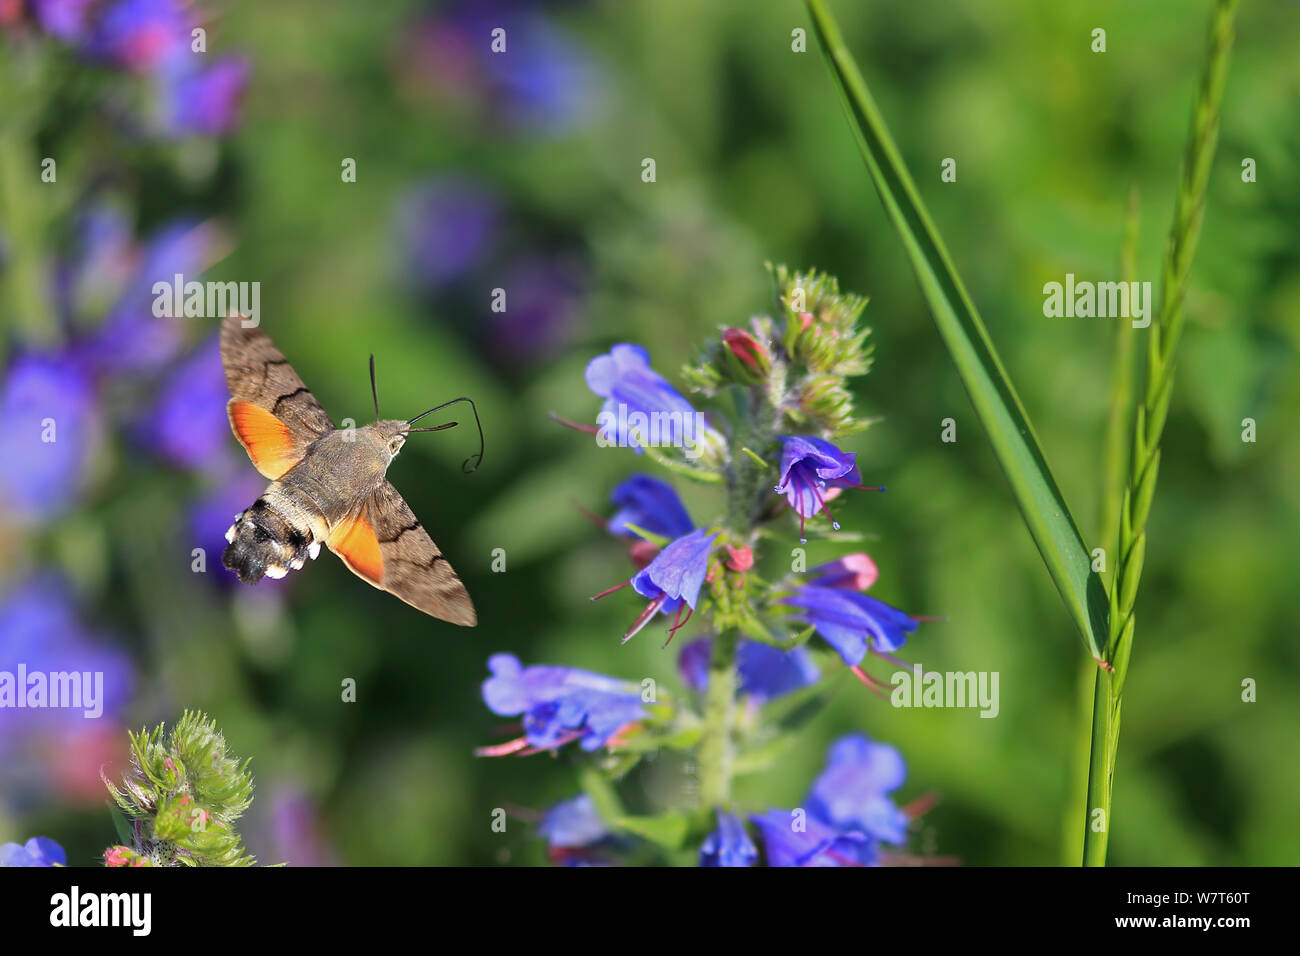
218 313 479 626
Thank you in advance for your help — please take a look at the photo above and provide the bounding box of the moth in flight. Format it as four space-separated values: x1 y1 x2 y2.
218 313 480 626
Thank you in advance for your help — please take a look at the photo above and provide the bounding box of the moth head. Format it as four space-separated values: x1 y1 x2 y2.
372 421 409 462
368 354 485 473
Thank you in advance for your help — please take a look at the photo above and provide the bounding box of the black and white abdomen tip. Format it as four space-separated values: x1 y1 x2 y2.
221 496 318 585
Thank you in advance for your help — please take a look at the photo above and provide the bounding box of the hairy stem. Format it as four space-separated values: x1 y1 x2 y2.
1083 0 1239 867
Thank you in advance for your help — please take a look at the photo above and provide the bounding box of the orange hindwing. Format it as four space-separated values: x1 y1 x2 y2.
327 512 384 585
227 400 303 479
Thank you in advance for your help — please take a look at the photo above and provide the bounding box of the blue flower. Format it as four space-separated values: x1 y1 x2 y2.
398 175 503 290
699 811 757 867
538 795 609 849
85 0 191 72
488 256 585 366
585 344 718 457
751 733 911 866
807 734 910 844
137 335 229 469
607 474 694 541
774 435 873 539
479 654 645 754
749 809 875 867
783 585 917 666
0 837 66 867
678 638 819 703
161 56 248 136
0 353 98 521
600 528 715 644
31 0 98 43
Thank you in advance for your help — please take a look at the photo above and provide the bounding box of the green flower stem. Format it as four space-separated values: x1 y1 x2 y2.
698 382 781 815
1083 0 1239 867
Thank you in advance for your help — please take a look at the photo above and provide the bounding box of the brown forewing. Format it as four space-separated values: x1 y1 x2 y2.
219 313 334 443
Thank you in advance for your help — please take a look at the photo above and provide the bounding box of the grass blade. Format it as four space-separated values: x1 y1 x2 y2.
804 0 1108 659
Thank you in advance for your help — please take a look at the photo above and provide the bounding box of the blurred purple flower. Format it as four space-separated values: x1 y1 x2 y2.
267 786 340 867
749 808 875 867
678 637 819 703
699 811 757 867
84 0 191 72
31 0 97 42
807 734 909 844
607 474 693 541
137 335 228 469
57 202 136 322
0 836 66 867
81 219 220 375
751 733 911 866
782 585 918 666
398 176 503 289
537 794 621 866
0 353 98 521
807 552 879 591
479 653 645 754
161 56 248 136
489 256 584 364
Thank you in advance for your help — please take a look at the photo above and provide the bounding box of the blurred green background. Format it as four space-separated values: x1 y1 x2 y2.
2 0 1298 865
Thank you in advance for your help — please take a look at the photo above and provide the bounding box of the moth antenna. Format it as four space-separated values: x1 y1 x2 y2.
369 354 380 422
408 397 485 473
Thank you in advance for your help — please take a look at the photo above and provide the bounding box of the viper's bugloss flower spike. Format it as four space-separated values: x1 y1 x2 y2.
700 810 757 867
807 552 879 591
783 585 918 665
607 474 694 541
679 637 819 703
774 435 880 540
84 0 192 73
479 654 647 754
104 845 152 867
161 55 249 137
720 327 772 385
624 529 717 644
104 710 257 866
807 734 909 845
0 836 66 867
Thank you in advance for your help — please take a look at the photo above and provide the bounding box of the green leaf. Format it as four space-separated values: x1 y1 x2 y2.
614 812 691 850
805 0 1108 659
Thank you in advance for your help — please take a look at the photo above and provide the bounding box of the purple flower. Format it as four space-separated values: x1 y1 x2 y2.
31 0 98 42
0 354 98 521
161 56 248 136
538 795 607 848
749 809 875 867
607 474 694 541
807 734 909 844
81 219 220 375
783 585 918 666
479 653 645 754
0 837 66 867
678 638 819 703
699 811 757 867
585 344 718 456
85 0 191 72
398 176 503 289
608 528 715 643
137 335 229 469
488 256 585 365
774 435 875 540
57 202 136 322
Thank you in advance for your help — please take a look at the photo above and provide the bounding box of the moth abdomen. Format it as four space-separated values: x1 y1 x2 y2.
222 491 322 584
